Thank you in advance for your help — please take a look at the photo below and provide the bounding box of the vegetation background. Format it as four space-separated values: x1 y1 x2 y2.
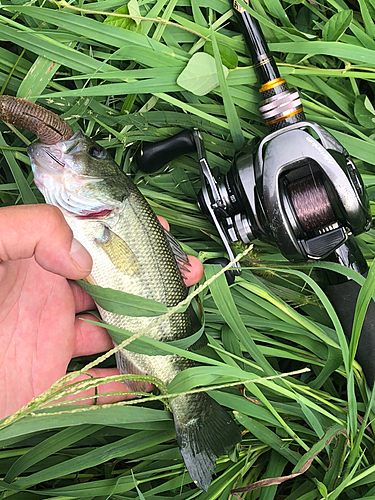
1 0 375 498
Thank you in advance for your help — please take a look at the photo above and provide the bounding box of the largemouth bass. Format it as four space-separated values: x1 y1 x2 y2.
28 130 241 491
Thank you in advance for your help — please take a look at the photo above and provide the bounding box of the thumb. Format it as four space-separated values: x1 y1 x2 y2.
0 204 92 279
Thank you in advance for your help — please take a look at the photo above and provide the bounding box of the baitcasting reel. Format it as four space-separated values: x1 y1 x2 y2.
135 1 375 386
135 123 371 274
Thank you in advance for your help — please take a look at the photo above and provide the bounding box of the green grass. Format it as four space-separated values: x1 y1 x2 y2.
1 0 375 498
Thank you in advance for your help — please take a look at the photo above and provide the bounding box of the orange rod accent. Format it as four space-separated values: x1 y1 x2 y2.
265 107 304 126
259 78 285 93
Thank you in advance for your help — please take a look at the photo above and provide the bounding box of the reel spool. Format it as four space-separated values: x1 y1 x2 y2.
288 175 335 234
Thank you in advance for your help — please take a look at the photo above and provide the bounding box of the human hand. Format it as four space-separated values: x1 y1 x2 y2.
0 205 203 419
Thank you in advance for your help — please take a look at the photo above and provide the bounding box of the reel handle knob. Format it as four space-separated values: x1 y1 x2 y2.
204 258 237 286
134 129 197 173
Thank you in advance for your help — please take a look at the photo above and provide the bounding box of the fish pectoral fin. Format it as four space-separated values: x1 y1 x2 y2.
95 225 141 276
162 227 190 279
115 350 149 393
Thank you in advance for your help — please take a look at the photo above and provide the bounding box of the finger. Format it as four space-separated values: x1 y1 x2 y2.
157 215 169 231
184 255 204 287
73 313 113 357
69 280 96 313
0 205 92 279
58 368 152 405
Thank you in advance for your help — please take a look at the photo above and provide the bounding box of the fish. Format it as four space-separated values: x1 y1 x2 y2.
28 130 242 491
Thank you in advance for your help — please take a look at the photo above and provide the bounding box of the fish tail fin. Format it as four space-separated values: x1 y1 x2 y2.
171 393 242 491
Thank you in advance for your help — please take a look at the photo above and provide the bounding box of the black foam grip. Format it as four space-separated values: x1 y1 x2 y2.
325 276 375 386
134 130 197 173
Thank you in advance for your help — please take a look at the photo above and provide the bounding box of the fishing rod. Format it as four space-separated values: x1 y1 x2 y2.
135 1 375 386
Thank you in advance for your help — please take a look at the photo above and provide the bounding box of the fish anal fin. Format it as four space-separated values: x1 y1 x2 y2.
95 225 141 276
115 350 148 393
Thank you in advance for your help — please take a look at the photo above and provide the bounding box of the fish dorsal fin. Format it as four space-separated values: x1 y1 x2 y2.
162 227 191 278
95 225 141 276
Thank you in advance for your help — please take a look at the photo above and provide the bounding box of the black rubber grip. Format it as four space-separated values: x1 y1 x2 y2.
134 130 197 173
325 276 375 386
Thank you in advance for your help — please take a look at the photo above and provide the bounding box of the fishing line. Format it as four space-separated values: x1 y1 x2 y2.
288 175 335 232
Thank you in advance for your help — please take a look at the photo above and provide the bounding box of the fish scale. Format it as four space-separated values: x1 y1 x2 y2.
28 130 242 491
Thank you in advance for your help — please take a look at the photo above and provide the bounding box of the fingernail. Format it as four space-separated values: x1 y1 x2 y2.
70 238 92 273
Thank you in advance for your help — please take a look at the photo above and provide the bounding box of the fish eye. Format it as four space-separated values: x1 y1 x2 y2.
89 145 106 159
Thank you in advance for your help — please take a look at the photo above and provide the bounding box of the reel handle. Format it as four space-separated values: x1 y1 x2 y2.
325 275 375 387
134 129 197 173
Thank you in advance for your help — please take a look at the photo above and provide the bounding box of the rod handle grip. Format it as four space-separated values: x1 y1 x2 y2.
325 276 375 386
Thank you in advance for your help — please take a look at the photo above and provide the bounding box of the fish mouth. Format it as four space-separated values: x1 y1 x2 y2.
29 140 115 219
29 131 117 219
28 143 66 174
28 130 84 172
42 148 66 167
